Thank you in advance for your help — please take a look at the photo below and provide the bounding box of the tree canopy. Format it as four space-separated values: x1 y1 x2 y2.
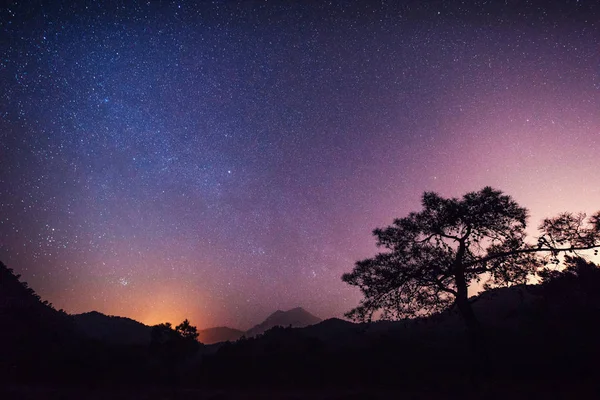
343 187 600 324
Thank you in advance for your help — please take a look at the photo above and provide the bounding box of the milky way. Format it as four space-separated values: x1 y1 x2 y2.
1 1 599 329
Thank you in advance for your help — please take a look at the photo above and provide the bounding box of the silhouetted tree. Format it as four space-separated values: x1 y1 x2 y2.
176 319 199 341
151 323 177 347
150 319 201 384
343 187 600 370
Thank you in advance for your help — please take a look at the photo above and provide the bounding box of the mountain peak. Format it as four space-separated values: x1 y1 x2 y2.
246 307 322 337
267 307 309 317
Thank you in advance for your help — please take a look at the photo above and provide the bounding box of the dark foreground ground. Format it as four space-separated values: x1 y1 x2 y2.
2 383 599 400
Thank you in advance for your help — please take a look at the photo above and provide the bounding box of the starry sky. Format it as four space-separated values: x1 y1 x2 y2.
1 0 599 330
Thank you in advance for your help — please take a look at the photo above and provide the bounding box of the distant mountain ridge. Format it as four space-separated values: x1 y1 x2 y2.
198 326 245 344
197 307 323 344
245 307 322 338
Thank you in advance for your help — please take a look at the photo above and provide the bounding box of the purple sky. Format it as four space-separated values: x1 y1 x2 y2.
1 1 599 329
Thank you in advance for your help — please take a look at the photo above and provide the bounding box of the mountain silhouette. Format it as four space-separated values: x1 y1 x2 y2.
73 311 153 345
197 326 245 344
245 307 322 337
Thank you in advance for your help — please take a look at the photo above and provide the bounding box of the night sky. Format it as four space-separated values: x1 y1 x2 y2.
1 1 599 330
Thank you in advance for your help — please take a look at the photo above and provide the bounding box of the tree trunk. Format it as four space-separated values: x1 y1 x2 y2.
455 271 481 337
455 266 489 389
456 291 485 354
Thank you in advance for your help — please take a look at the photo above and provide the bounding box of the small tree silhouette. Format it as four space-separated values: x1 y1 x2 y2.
176 319 199 341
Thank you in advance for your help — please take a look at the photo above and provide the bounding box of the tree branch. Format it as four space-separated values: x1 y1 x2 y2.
465 244 600 268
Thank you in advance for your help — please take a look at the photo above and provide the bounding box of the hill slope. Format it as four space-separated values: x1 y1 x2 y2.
0 261 75 339
72 311 153 345
0 261 78 381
